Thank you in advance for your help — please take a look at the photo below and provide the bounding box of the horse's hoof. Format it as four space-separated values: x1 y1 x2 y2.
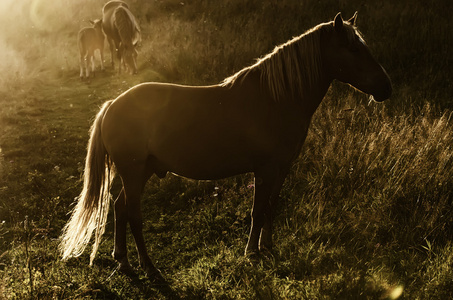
259 247 275 260
145 266 167 285
118 262 137 278
245 249 260 264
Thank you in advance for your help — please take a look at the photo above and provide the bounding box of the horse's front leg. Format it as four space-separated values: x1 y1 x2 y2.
258 169 288 253
245 166 280 256
113 189 134 275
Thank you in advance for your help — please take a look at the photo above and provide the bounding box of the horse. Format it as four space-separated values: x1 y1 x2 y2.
101 1 141 74
77 19 105 80
60 13 392 282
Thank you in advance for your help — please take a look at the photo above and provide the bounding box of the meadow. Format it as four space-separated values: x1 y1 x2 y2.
0 0 452 299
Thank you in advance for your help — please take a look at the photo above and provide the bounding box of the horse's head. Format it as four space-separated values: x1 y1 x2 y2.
90 19 103 32
321 12 392 102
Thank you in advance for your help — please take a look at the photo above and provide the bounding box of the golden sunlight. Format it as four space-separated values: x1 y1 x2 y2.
29 0 69 32
389 285 404 299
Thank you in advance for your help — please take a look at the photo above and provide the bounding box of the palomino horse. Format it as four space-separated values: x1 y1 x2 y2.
78 19 105 80
60 13 391 281
102 1 140 74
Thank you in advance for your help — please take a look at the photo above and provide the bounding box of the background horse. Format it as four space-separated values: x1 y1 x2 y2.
102 1 141 74
78 19 105 80
60 13 391 282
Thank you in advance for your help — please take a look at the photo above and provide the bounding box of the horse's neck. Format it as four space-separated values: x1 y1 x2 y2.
300 76 331 118
230 66 331 118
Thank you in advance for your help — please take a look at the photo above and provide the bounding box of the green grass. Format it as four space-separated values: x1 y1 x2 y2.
1 0 452 299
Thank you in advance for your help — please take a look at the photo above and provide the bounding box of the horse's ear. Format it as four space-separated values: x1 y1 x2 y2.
89 20 95 25
348 11 358 26
334 12 344 31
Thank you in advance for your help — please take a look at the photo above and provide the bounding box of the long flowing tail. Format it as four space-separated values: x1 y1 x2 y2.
60 100 115 265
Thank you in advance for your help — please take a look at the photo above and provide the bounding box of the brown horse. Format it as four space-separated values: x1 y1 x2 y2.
60 13 391 281
78 19 105 80
102 1 140 74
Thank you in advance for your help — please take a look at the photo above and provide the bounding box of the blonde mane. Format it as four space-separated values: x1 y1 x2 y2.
222 23 331 102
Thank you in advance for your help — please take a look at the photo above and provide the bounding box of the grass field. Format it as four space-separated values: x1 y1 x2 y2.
0 0 452 299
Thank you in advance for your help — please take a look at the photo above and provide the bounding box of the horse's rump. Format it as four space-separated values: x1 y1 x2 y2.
102 0 128 14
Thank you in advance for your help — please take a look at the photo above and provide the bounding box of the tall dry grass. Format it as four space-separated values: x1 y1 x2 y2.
285 92 453 248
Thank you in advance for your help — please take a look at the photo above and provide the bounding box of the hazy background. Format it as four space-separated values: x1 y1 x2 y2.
0 0 451 106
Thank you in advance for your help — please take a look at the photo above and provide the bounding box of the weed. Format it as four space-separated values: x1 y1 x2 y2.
24 216 34 296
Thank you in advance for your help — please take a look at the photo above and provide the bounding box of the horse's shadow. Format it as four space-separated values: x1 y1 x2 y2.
110 266 181 300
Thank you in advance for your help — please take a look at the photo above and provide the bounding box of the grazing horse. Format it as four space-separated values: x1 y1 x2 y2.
102 0 141 74
78 19 105 80
60 13 392 281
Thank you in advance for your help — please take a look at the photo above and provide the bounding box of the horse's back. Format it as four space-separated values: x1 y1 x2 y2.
78 28 96 53
103 83 226 135
102 0 128 15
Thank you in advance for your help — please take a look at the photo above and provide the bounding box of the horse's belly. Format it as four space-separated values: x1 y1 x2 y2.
151 144 256 180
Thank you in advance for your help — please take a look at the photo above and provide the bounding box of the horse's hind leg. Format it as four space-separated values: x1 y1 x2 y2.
79 53 84 80
113 188 135 275
99 48 105 71
118 45 123 74
89 53 95 77
120 162 165 282
80 52 88 80
84 55 91 79
107 37 116 68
